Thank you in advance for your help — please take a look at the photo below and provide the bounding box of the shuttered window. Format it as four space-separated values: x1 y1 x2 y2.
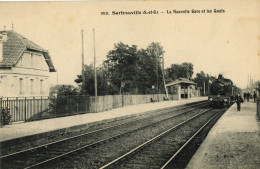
19 78 23 95
30 79 34 94
40 79 44 94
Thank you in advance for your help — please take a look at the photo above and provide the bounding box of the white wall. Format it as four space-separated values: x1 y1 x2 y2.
16 52 49 71
0 51 51 98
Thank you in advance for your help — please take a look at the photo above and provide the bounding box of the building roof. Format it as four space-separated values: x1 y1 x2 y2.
166 78 196 87
0 30 56 72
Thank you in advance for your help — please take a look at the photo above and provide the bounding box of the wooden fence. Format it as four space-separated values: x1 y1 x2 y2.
91 94 178 113
1 94 178 123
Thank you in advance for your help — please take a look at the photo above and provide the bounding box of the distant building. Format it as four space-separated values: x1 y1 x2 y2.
166 78 200 99
0 29 56 98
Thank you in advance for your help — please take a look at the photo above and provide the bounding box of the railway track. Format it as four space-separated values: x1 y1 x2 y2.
100 108 226 169
0 101 210 169
1 100 208 156
161 108 227 169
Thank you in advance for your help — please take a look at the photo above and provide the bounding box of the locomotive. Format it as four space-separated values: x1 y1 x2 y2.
208 75 239 108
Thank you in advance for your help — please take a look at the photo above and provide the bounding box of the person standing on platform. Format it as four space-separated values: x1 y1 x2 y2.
235 93 243 111
244 92 247 100
247 92 250 102
253 91 257 102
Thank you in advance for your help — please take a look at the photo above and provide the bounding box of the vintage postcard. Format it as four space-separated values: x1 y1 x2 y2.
0 0 259 168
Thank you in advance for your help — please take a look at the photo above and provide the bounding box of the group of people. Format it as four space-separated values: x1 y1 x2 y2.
235 91 257 111
243 92 257 102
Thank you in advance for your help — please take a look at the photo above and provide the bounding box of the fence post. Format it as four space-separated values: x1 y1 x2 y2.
0 97 2 127
95 96 97 113
33 97 35 119
16 97 18 121
24 97 27 122
85 96 87 113
55 97 57 117
77 96 79 114
67 96 69 114
6 98 8 122
41 97 43 114
122 94 124 107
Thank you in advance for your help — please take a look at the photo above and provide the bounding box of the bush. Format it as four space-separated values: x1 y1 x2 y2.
1 108 11 125
48 85 80 116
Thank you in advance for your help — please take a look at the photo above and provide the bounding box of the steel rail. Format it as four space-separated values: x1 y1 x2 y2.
23 103 210 169
100 108 212 169
1 101 208 160
160 111 220 169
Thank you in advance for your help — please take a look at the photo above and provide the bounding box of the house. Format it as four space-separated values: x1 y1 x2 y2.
0 29 56 98
166 78 200 99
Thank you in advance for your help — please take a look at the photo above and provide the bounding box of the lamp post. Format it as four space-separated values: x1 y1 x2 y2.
152 85 155 101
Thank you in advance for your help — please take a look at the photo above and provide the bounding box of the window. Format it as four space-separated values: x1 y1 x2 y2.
19 78 23 95
31 53 34 68
13 76 17 88
41 56 44 70
30 79 34 94
40 79 44 94
20 57 23 66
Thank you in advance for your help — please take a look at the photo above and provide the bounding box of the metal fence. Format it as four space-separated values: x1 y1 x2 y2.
1 94 178 123
1 97 49 122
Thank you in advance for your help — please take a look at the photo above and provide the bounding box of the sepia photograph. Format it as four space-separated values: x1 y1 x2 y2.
0 0 259 168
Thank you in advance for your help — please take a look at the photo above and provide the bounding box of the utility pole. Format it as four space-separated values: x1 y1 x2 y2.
93 28 97 97
161 54 168 98
56 71 58 85
203 81 206 96
156 47 159 95
81 29 85 94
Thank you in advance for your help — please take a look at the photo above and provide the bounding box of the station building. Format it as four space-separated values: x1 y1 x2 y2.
166 78 200 100
0 29 56 98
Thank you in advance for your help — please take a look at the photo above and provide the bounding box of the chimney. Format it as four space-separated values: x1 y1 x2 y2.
0 30 8 62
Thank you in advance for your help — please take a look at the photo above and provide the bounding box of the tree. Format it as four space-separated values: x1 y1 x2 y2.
49 85 79 115
75 42 166 95
194 71 215 96
97 63 118 95
104 42 140 94
182 62 194 79
56 85 78 97
104 42 166 94
75 64 117 96
166 62 194 82
75 64 95 95
143 42 165 94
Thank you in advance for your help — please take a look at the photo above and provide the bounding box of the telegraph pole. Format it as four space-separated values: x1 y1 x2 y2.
161 54 168 98
81 29 85 94
203 81 206 96
93 28 97 97
156 47 159 95
56 71 58 85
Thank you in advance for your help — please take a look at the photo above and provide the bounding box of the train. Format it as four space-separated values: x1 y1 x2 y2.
208 75 240 108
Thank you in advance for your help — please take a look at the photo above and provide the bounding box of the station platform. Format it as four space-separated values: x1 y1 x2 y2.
0 97 207 145
186 101 260 169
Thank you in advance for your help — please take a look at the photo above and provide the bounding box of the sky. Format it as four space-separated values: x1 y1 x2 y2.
0 0 259 89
